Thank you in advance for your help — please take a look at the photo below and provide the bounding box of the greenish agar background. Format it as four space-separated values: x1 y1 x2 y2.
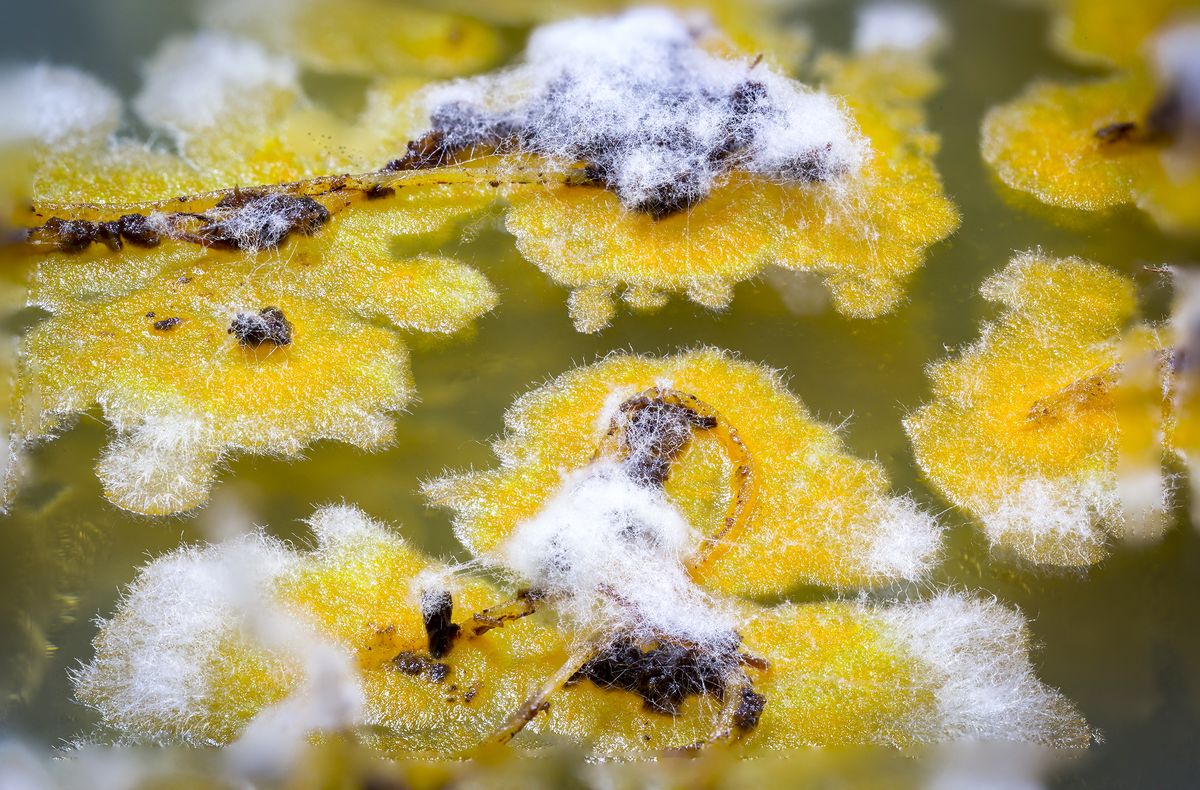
2 0 1200 786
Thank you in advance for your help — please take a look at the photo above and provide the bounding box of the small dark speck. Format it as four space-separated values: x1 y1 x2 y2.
153 317 183 331
177 276 192 284
643 734 651 741
489 180 500 188
463 689 477 703
145 311 155 318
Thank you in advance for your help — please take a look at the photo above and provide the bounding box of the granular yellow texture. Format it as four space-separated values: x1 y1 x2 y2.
203 0 502 78
506 45 959 332
904 252 1158 565
425 348 941 594
982 0 1200 232
19 203 497 514
982 76 1200 231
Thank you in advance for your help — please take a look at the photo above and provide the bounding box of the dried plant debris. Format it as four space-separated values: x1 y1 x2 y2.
905 252 1175 566
74 504 1091 754
426 348 942 594
983 3 1200 232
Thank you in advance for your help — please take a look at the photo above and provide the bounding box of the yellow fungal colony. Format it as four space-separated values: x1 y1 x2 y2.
75 503 1090 754
905 252 1174 566
426 348 942 593
22 240 494 515
982 0 1200 232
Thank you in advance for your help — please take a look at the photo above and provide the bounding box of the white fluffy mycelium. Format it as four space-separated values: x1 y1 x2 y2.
133 31 299 139
853 3 946 54
72 511 365 746
503 461 738 650
879 593 1087 745
0 64 121 149
414 8 866 215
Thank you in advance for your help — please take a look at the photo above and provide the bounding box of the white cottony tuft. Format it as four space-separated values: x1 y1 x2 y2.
881 593 1091 747
980 475 1116 566
133 31 298 135
418 8 866 213
72 532 299 743
503 462 738 648
853 3 947 54
72 508 380 746
0 64 121 148
863 495 943 580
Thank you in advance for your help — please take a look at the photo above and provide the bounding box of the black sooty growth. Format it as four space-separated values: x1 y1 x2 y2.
385 9 856 218
180 191 330 251
614 393 717 488
27 193 331 254
28 213 162 253
570 635 760 720
421 590 462 660
229 306 293 347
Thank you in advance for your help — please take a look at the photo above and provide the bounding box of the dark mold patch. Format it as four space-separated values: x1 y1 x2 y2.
28 213 162 253
612 390 718 488
229 306 293 347
384 102 522 171
732 686 766 730
421 590 462 660
390 651 451 683
1095 121 1137 143
188 191 330 251
152 317 183 331
388 17 849 219
570 636 737 716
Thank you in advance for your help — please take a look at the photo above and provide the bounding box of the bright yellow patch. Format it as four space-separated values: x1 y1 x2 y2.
982 75 1200 230
205 0 502 78
905 252 1146 565
426 348 939 593
983 0 1200 232
1048 0 1199 68
742 603 931 748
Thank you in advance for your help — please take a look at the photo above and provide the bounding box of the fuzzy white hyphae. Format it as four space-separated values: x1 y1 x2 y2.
73 510 374 746
413 9 866 214
0 64 121 148
881 593 1087 746
133 31 298 136
503 462 738 650
853 2 946 54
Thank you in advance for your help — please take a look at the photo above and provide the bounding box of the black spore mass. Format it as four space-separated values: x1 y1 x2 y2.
571 636 737 716
229 306 293 347
421 590 462 660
